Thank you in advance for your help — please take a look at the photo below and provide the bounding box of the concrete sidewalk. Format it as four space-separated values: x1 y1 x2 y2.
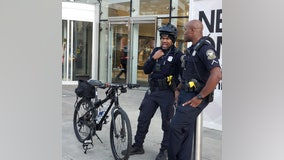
62 85 221 160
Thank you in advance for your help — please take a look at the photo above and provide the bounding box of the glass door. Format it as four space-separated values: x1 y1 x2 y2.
62 2 99 83
128 17 157 86
108 17 157 86
107 20 129 83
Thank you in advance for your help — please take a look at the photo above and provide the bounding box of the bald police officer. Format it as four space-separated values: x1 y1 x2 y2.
168 20 222 160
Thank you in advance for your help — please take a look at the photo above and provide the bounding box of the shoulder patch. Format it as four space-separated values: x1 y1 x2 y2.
206 49 216 60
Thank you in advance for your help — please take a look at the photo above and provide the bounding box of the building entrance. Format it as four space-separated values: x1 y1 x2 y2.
62 20 93 81
108 17 157 86
61 2 99 83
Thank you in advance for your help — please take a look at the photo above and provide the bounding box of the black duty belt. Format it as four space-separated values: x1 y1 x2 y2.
149 78 169 91
181 83 195 92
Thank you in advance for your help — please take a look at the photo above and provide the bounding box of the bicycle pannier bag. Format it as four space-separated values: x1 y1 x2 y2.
75 79 96 98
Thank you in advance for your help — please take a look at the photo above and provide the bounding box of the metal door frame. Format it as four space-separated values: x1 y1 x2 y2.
108 16 157 83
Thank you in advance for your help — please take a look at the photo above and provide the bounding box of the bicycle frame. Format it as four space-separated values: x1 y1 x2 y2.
73 80 140 157
78 84 126 134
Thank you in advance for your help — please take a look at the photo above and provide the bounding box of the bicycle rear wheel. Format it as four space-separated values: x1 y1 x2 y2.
73 98 94 143
110 109 132 160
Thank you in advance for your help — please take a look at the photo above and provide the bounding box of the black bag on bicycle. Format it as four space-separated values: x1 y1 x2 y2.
75 79 96 98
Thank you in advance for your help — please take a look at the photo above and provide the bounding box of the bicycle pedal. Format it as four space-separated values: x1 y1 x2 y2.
82 139 93 154
84 139 93 144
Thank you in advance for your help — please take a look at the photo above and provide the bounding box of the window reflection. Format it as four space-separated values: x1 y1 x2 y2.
140 0 170 15
100 0 189 17
73 21 93 80
108 1 130 17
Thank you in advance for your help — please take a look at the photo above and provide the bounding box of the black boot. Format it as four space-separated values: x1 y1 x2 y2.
155 149 167 160
121 144 145 155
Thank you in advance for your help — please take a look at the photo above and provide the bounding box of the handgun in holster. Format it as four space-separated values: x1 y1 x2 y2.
188 79 214 102
187 79 214 102
187 79 202 92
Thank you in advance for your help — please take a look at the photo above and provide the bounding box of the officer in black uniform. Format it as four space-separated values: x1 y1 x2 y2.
168 20 222 160
123 23 183 160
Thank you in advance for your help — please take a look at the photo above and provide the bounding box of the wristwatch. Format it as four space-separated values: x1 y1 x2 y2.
197 94 204 100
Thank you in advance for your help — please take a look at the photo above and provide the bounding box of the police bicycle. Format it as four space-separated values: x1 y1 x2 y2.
73 79 140 159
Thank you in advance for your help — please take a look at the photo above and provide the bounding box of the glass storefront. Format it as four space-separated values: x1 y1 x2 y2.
62 20 93 81
101 0 188 17
139 0 170 15
62 2 99 83
62 0 189 86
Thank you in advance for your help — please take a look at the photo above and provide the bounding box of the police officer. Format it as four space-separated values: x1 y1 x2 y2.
168 20 222 160
123 23 183 160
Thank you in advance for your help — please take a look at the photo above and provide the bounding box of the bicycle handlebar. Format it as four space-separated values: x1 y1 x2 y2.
127 84 140 89
105 83 140 89
87 79 140 90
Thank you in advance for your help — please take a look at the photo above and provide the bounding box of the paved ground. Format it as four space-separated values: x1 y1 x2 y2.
62 85 221 160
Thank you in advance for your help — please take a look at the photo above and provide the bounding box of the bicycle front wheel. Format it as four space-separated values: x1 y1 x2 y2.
73 98 94 143
110 109 132 160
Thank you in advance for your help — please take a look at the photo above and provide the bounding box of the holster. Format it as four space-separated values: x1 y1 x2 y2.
181 79 214 103
182 79 203 93
168 79 176 92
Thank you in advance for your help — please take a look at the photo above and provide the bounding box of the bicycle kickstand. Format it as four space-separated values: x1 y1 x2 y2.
95 133 103 144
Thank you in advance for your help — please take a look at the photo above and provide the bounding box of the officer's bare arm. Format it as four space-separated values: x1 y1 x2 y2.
198 67 222 98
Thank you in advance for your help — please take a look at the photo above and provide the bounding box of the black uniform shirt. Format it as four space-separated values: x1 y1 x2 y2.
182 40 220 85
143 45 183 85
